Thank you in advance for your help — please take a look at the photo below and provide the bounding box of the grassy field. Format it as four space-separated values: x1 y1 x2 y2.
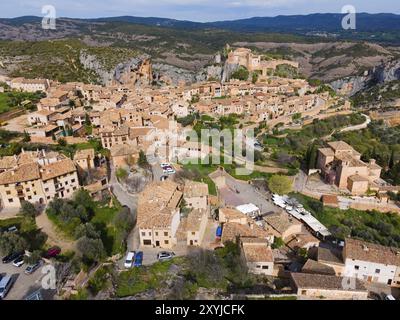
91 201 125 256
0 93 10 114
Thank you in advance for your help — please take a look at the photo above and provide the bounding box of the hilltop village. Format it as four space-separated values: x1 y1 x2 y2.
0 47 399 301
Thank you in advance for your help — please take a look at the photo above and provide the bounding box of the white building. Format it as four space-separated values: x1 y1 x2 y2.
343 238 400 287
235 203 261 218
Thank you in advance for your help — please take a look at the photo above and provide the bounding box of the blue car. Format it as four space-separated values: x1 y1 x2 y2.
134 251 143 267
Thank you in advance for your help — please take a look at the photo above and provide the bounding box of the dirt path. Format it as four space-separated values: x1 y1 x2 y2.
36 213 76 252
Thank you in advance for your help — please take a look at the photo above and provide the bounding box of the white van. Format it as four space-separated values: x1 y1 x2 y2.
124 251 135 269
0 275 14 299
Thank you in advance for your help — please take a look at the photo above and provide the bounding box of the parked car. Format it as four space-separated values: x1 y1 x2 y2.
0 275 14 300
12 255 25 267
385 294 396 301
2 252 24 264
160 163 170 168
134 251 143 267
6 226 18 233
157 251 175 262
44 247 61 259
124 251 136 269
25 261 42 275
163 166 176 175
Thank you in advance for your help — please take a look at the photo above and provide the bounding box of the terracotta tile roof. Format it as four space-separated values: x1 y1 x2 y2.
74 149 95 161
264 211 301 235
286 233 320 251
242 243 274 263
302 259 336 276
317 247 344 265
344 238 400 266
319 148 335 157
110 144 137 157
137 181 182 229
40 158 77 181
0 156 17 170
186 209 207 232
0 162 41 184
221 221 270 243
291 273 367 292
184 180 209 198
328 141 353 152
348 174 369 182
321 195 339 206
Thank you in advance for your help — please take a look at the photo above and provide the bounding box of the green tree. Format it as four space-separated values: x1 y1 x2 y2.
24 250 42 265
74 223 100 240
77 236 105 263
268 175 293 195
138 150 150 169
0 232 27 255
113 207 135 232
58 138 67 147
231 67 249 81
272 237 285 249
116 167 128 181
305 144 318 171
20 200 39 218
252 72 259 84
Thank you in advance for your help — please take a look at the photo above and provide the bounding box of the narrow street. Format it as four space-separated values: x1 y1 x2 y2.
109 163 139 251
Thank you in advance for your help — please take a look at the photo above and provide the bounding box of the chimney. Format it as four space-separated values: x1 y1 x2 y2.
369 159 376 166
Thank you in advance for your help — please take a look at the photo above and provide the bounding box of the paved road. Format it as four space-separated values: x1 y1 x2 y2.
109 164 138 251
339 114 371 133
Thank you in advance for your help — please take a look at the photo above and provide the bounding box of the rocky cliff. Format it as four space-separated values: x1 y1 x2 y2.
79 51 153 86
331 59 400 96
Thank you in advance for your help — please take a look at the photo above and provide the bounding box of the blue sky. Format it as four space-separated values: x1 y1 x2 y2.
1 0 399 21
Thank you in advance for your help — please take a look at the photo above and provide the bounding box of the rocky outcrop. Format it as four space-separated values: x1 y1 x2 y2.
153 63 199 85
222 62 240 83
79 51 153 86
331 59 400 96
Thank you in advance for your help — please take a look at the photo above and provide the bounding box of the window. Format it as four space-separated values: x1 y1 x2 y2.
141 232 146 237
8 199 13 203
26 188 30 192
71 179 76 183
155 232 158 236
45 188 49 192
28 196 32 200
148 232 152 236
143 240 152 246
355 266 360 270
164 240 169 245
6 191 11 195
192 232 196 235
375 269 381 274
262 266 269 270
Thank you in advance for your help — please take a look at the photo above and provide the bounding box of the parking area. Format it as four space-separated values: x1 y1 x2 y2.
220 175 278 214
0 261 47 300
119 219 219 270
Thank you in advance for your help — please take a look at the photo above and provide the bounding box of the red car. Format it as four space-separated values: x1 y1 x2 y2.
44 247 61 259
